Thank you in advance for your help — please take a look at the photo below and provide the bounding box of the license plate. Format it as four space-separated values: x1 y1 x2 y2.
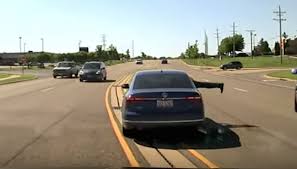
156 100 173 108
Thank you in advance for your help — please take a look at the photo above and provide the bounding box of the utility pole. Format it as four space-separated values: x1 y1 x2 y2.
132 40 134 58
41 38 44 52
19 37 22 53
253 34 257 50
214 28 221 60
102 34 106 50
246 30 256 59
204 31 208 56
78 40 82 49
24 42 26 53
273 5 286 64
232 22 236 57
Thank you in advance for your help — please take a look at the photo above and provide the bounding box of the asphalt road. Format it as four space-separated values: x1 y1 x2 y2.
0 60 296 168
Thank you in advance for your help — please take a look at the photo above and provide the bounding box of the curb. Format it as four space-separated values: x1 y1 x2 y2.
263 74 297 82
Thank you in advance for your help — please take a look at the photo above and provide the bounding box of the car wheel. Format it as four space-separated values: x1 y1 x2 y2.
236 67 241 70
75 73 78 78
223 67 227 70
79 78 83 82
122 127 135 138
104 75 107 81
53 75 57 78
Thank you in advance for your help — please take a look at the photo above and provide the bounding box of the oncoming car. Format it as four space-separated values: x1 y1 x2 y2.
53 61 80 78
121 70 224 137
135 59 143 64
79 61 107 82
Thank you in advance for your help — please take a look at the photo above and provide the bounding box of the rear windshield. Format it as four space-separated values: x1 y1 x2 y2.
57 62 74 67
133 73 194 89
83 63 101 69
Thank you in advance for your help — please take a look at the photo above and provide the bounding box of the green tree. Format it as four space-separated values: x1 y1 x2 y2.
219 34 245 54
255 38 272 55
274 41 280 55
179 53 186 59
185 44 199 58
126 49 130 59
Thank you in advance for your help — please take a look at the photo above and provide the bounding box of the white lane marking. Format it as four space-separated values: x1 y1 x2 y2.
234 88 248 93
263 79 277 82
202 79 209 82
41 87 54 92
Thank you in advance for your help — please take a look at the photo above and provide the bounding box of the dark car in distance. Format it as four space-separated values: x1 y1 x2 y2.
79 61 107 82
121 69 224 137
161 59 168 64
220 61 243 70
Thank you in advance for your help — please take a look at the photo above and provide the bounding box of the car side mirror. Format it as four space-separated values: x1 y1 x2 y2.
121 83 129 89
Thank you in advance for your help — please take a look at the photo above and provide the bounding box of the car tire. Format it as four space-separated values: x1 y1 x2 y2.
236 67 241 70
53 75 57 78
122 127 135 138
79 78 83 82
223 67 227 70
75 73 78 78
104 76 107 81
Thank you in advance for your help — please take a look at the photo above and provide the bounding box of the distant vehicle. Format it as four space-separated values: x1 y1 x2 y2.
220 61 243 70
78 61 107 82
291 68 297 74
53 61 80 78
121 70 224 137
135 59 143 64
161 59 168 64
37 62 45 68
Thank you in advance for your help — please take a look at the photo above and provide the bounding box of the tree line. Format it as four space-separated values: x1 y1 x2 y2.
180 33 297 58
24 44 130 64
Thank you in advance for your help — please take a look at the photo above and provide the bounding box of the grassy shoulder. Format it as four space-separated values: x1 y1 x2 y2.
183 56 297 68
0 74 38 85
0 73 10 78
267 70 297 80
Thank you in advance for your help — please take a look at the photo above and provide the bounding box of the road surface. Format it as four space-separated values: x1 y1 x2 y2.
0 60 296 168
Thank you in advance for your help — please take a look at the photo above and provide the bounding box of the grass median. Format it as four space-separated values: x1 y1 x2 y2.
267 70 297 80
0 74 38 85
183 56 297 68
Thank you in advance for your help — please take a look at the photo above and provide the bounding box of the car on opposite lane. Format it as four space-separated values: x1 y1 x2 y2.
161 59 168 64
121 69 224 137
53 61 80 78
78 61 107 82
135 59 143 64
220 61 243 70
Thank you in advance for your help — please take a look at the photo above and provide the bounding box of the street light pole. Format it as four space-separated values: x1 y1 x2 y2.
41 38 44 52
24 43 26 53
19 37 22 53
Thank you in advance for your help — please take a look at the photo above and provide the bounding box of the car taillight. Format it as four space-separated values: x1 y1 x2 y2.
185 96 201 100
126 95 144 102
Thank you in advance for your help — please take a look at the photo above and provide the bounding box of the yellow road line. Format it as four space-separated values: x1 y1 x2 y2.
105 79 140 167
188 149 219 168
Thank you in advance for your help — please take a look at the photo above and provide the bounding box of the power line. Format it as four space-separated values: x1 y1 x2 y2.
246 30 256 59
273 5 286 64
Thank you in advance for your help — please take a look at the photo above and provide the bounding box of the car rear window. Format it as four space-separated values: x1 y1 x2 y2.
133 73 194 89
83 63 101 69
57 62 74 67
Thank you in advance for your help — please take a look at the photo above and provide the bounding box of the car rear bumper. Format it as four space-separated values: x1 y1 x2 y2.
53 71 71 76
80 74 103 81
122 118 205 130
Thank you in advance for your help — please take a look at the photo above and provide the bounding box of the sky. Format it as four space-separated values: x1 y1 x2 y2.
0 0 296 57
